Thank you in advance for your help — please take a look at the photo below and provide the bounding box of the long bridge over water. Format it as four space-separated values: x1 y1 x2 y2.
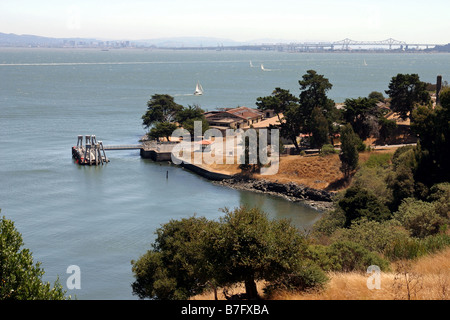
171 38 444 52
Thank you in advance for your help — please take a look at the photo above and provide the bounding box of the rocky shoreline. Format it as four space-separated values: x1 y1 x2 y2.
215 176 336 211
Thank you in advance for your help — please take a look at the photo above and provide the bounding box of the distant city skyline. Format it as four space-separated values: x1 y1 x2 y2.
1 0 449 44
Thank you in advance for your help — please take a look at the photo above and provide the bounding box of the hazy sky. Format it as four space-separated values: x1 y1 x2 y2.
1 0 449 43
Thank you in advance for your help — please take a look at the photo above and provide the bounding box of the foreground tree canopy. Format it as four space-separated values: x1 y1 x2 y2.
0 214 67 300
131 206 327 300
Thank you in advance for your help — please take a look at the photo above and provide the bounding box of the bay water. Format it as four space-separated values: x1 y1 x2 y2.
1 48 449 299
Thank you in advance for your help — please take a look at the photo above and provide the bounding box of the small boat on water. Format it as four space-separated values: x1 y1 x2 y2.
194 81 203 95
261 63 265 71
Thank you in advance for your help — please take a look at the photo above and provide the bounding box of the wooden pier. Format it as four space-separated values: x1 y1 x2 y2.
72 135 110 165
72 135 177 165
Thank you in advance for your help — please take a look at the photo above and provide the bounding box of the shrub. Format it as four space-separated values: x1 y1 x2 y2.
391 145 417 170
368 91 385 102
394 198 446 238
308 241 390 272
387 161 416 210
331 218 410 255
363 153 392 168
339 124 359 178
320 144 337 156
263 263 328 296
357 140 367 152
428 182 450 220
378 118 397 144
310 208 346 240
338 186 392 227
305 244 336 271
353 166 393 206
329 241 390 272
385 233 450 260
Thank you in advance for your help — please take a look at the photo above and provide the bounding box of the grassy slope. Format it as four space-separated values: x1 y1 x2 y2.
271 247 450 300
191 248 450 300
204 148 396 191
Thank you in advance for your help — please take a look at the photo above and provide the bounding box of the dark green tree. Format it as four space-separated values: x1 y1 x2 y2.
175 105 209 138
239 134 261 175
343 97 381 140
208 207 308 300
386 146 417 210
411 88 450 186
298 70 337 135
368 91 385 102
378 117 397 144
131 216 219 300
256 88 302 151
142 94 183 129
281 103 303 151
256 87 300 123
338 187 392 227
148 121 178 142
175 104 205 124
310 106 329 149
385 73 430 120
0 215 67 300
131 207 315 300
339 124 360 178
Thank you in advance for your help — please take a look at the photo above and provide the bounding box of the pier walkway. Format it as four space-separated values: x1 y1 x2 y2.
103 144 143 150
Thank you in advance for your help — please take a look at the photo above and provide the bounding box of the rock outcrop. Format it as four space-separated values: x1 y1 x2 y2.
216 177 335 211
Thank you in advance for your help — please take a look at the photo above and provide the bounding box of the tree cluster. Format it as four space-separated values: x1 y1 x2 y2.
141 94 209 142
256 70 338 151
257 71 435 180
312 87 450 260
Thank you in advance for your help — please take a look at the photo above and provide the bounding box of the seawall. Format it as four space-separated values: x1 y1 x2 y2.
140 148 172 162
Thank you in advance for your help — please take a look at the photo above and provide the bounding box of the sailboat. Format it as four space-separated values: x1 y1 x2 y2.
250 60 255 68
194 81 203 96
261 63 265 71
363 59 368 66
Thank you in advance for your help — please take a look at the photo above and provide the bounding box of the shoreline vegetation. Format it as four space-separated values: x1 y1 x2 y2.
131 70 449 301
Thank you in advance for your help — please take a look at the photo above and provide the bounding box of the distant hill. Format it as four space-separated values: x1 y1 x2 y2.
0 33 243 48
0 33 59 46
134 36 243 48
0 32 100 47
0 32 295 48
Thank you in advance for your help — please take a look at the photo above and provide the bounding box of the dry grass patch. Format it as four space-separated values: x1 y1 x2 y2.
271 248 450 300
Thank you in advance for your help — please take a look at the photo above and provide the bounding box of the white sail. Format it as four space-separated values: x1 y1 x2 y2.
250 60 254 67
261 63 265 71
194 81 203 95
363 59 368 66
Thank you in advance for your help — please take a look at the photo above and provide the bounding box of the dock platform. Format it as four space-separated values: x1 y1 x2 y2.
72 135 110 165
